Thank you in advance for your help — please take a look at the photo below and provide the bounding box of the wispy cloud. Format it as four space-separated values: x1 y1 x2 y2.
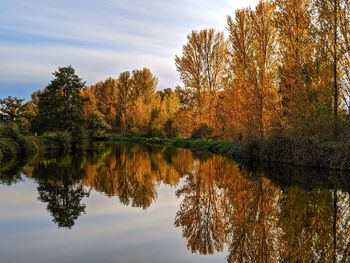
0 0 258 99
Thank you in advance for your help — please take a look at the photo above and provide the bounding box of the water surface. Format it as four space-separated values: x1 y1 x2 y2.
0 142 349 262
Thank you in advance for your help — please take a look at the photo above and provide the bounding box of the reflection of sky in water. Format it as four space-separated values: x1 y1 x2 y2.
0 177 225 263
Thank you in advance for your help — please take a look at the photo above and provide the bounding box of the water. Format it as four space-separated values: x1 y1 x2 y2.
0 142 349 263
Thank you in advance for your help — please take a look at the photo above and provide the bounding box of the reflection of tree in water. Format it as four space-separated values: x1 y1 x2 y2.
225 173 281 263
175 155 350 263
83 144 189 209
175 156 229 255
31 155 90 229
38 182 90 229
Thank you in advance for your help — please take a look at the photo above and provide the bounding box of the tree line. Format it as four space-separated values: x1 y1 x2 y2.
1 0 350 141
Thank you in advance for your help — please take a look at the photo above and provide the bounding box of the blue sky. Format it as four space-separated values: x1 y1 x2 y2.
0 0 258 100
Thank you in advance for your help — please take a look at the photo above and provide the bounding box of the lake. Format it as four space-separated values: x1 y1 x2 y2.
0 142 349 263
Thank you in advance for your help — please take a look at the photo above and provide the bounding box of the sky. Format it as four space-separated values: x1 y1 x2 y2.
0 0 258 100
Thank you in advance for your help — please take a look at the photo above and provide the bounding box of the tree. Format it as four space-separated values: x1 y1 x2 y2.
116 71 132 135
34 66 85 139
226 8 256 138
313 0 342 138
128 68 158 135
226 1 280 139
175 29 227 131
83 77 118 129
149 88 180 137
275 0 317 136
0 96 25 122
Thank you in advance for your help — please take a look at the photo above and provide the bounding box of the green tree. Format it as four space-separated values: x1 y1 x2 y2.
34 66 85 140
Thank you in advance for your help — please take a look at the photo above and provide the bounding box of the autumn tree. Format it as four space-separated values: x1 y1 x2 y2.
116 71 132 135
275 0 317 136
175 29 227 133
313 0 342 138
150 88 180 137
226 1 280 139
82 77 118 130
128 68 158 135
225 8 255 138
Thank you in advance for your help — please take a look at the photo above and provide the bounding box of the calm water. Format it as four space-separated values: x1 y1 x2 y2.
0 142 350 263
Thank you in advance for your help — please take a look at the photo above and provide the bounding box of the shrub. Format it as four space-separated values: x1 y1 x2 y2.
191 124 214 140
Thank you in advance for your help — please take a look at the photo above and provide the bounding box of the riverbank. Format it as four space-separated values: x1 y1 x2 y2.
95 135 350 171
0 134 71 167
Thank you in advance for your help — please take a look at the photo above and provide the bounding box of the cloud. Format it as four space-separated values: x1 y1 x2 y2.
0 0 259 99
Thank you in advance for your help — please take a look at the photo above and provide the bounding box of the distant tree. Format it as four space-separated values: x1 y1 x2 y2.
0 96 25 122
34 66 85 139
